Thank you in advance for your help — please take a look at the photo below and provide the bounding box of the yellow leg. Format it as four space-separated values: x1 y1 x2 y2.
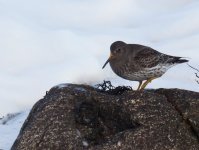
140 77 157 90
136 81 143 91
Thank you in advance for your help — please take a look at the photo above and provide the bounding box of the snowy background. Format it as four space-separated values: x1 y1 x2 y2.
1 0 199 117
1 1 199 148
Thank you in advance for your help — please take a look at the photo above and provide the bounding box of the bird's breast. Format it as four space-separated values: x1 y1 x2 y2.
110 63 170 81
109 60 137 79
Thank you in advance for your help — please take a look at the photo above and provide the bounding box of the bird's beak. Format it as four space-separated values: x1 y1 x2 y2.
102 53 113 69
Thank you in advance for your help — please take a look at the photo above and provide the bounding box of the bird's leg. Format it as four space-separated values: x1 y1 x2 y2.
136 81 143 91
140 77 157 90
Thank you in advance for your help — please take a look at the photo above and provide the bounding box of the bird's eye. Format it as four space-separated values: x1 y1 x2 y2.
116 48 121 53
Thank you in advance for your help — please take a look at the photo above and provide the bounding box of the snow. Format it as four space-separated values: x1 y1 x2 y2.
0 0 199 147
53 83 70 89
74 87 87 92
0 111 29 150
1 0 199 117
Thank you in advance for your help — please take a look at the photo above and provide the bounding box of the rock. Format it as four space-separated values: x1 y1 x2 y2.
11 84 199 150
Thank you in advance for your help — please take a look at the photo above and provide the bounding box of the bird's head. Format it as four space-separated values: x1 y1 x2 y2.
102 41 126 69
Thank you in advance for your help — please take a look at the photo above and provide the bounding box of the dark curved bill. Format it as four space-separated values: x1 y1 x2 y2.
102 58 110 69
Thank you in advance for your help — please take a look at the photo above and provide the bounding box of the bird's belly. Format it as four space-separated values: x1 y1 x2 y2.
121 66 169 81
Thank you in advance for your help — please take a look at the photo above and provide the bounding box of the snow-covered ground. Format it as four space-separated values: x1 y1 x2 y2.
0 111 29 150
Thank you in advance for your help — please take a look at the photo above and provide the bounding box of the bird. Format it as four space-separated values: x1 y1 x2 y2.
102 41 188 90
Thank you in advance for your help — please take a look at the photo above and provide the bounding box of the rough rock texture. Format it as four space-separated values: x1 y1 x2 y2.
12 84 199 150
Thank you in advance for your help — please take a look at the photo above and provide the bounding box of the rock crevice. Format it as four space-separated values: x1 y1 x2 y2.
155 89 199 142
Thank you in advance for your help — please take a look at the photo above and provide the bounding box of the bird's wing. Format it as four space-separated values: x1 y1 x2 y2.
134 47 162 68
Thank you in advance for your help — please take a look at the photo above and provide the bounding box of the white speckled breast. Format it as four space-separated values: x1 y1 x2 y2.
121 64 173 81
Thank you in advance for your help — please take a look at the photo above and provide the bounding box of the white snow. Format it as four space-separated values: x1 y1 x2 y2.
0 111 29 150
53 83 70 89
1 0 199 147
1 0 199 117
74 87 87 92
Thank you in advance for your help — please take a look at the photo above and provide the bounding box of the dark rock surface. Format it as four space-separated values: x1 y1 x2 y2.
11 84 199 150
